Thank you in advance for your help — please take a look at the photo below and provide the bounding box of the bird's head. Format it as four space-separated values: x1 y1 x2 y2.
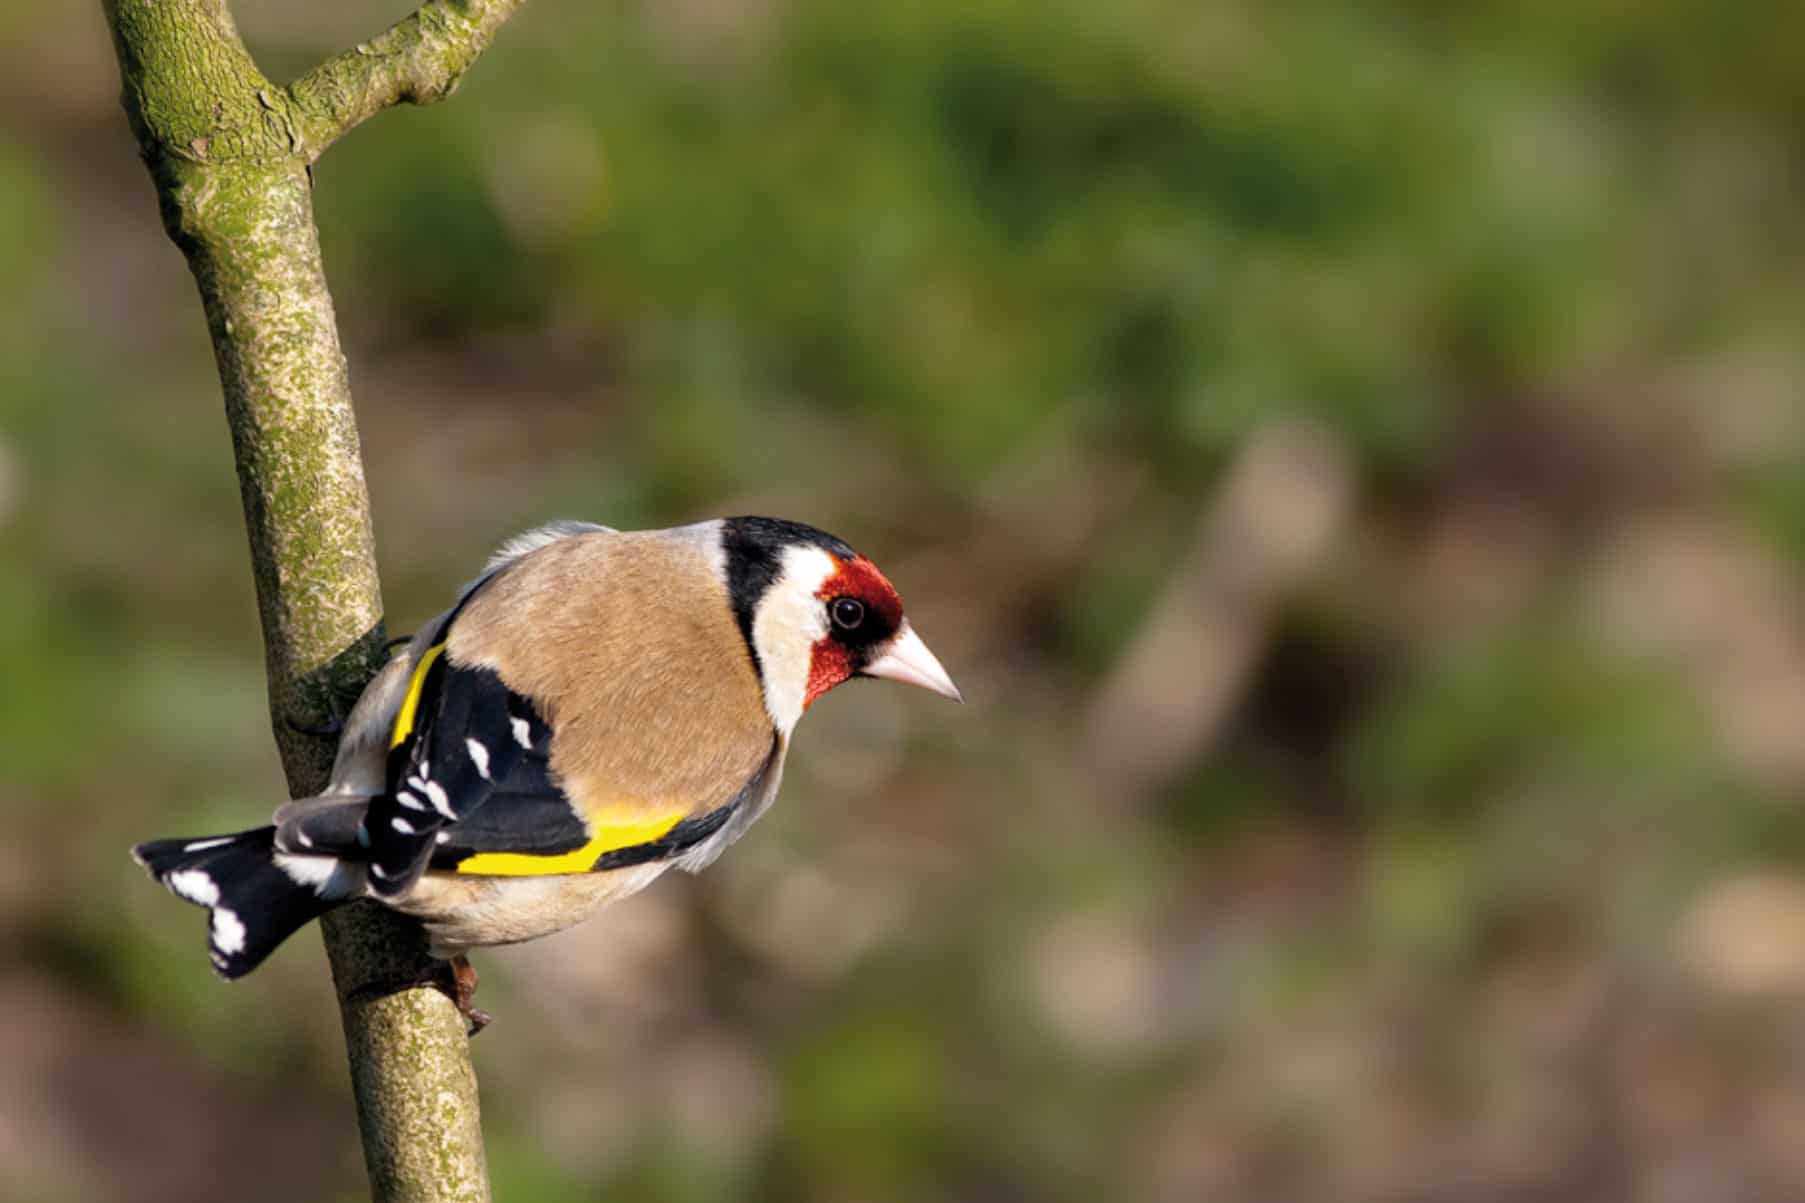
721 517 961 733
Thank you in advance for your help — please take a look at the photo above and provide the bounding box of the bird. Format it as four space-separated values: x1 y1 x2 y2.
133 516 960 1028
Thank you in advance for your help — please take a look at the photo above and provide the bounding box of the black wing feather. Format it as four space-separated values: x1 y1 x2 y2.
363 657 551 896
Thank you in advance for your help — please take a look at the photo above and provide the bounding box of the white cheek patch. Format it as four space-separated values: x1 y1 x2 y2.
751 545 837 734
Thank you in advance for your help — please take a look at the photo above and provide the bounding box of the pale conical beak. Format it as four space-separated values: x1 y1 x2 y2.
864 622 963 702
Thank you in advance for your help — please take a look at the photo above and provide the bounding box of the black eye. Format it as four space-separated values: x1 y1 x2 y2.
829 596 866 631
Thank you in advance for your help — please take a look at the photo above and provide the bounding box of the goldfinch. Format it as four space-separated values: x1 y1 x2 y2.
134 517 960 1009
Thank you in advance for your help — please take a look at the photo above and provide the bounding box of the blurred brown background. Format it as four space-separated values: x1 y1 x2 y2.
4 1 1805 1200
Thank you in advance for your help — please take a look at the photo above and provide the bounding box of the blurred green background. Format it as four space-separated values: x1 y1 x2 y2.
5 0 1805 1199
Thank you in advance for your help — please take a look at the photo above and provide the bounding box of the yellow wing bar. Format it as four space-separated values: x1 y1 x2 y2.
390 643 447 750
453 811 685 876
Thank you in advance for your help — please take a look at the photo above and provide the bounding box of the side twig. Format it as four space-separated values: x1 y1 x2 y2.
288 0 529 159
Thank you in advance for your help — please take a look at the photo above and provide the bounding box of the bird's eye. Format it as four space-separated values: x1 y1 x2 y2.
829 596 866 631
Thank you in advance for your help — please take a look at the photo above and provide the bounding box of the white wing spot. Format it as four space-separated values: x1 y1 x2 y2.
369 863 391 880
435 831 451 844
466 738 492 780
396 791 426 811
422 780 454 818
183 836 235 853
166 869 220 907
295 829 315 848
391 816 418 835
210 908 247 956
510 716 532 750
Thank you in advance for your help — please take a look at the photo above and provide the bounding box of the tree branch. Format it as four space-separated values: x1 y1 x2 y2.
101 0 525 1198
287 0 529 160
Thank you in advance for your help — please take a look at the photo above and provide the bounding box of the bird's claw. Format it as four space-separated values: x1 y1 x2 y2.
442 955 490 1036
347 957 492 1036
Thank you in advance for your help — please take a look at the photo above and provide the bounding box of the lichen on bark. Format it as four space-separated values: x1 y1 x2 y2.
288 0 528 160
100 1 525 1199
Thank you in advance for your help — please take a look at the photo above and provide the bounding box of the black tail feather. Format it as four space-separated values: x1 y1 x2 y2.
133 826 339 979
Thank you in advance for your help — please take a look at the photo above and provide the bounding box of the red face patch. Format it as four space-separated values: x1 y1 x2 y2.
801 555 905 710
804 639 854 710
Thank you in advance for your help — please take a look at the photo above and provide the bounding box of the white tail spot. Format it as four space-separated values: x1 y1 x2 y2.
274 853 341 892
166 869 220 907
210 907 247 956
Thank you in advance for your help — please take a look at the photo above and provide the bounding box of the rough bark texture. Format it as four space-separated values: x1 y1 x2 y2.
101 1 518 1198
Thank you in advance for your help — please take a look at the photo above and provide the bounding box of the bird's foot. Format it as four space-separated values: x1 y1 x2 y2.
447 954 491 1037
346 956 491 1036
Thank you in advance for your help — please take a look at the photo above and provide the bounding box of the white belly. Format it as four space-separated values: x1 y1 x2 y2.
393 864 671 957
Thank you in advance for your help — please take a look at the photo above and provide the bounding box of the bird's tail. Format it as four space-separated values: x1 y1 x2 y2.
133 826 341 979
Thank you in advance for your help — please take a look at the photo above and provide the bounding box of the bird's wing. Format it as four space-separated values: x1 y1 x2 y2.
381 644 762 879
356 646 552 895
291 638 767 894
288 525 778 896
